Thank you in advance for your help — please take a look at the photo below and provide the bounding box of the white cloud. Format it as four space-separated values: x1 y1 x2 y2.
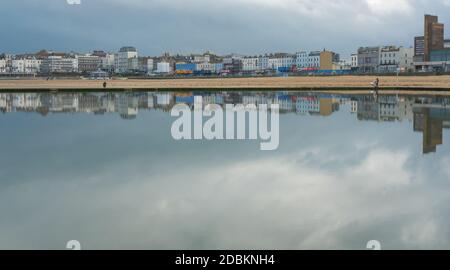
401 219 444 248
347 149 413 187
2 146 441 250
9 0 450 55
109 0 414 17
366 0 413 15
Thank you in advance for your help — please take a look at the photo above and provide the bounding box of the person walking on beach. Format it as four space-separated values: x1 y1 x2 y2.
374 77 379 94
103 81 107 89
371 77 379 99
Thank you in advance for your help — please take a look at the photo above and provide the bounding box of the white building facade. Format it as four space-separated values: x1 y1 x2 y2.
193 55 211 63
11 59 41 74
196 62 215 72
242 57 259 72
117 47 138 74
379 46 400 73
295 51 309 69
156 62 171 73
351 54 358 69
307 52 321 68
268 55 295 70
101 54 116 72
379 46 414 73
399 47 414 72
41 56 78 74
0 59 7 73
146 58 154 73
258 56 269 71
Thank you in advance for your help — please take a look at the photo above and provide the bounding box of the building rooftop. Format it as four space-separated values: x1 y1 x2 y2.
119 47 137 53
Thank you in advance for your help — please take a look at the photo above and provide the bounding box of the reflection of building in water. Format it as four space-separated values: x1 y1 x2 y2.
357 95 403 122
357 97 379 121
101 93 116 113
413 106 450 154
398 98 415 122
202 94 224 105
148 95 155 109
275 94 296 112
296 96 320 115
350 100 358 114
225 92 243 104
154 93 174 112
319 98 340 116
61 94 79 112
356 95 417 122
39 93 79 113
0 94 12 113
242 94 267 106
295 95 339 116
12 94 41 112
243 93 279 108
175 95 195 106
138 94 149 109
79 94 102 113
0 95 6 111
0 91 449 141
378 96 400 122
116 94 139 120
155 93 173 106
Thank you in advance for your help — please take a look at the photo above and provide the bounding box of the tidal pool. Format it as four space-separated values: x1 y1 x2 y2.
0 91 449 250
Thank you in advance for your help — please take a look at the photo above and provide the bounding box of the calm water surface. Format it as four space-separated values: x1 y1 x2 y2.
0 91 449 250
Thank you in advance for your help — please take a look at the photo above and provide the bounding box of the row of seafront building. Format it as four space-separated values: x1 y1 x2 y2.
353 14 450 73
0 48 347 77
1 14 450 77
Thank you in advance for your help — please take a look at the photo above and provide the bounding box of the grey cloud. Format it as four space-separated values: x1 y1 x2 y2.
1 0 450 56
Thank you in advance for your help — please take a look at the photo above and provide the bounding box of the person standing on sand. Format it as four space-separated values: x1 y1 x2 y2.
371 77 379 98
374 77 379 94
103 81 107 89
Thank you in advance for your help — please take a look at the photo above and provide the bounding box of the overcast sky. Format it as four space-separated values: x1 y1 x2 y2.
1 0 450 58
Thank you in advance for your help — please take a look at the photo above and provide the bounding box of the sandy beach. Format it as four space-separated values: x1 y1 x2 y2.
0 76 449 92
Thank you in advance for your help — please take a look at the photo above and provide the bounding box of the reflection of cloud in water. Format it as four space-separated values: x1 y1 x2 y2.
2 146 449 250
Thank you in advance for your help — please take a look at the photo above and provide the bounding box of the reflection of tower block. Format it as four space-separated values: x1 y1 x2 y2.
414 108 443 154
423 118 443 154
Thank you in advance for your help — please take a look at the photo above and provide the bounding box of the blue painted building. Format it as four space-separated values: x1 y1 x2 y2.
175 63 197 72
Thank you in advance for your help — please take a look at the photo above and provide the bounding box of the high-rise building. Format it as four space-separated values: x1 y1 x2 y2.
117 47 138 74
414 36 425 59
445 39 450 48
424 15 444 61
414 14 450 71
